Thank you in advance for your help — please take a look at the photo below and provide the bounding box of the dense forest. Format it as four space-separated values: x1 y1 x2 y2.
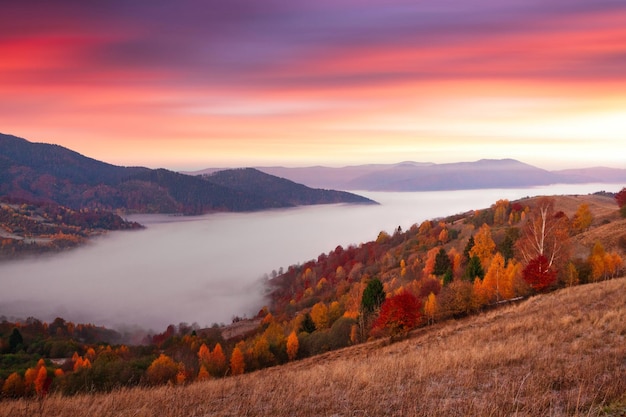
1 188 625 399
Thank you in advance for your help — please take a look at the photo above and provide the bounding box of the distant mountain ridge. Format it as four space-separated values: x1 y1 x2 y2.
0 133 375 214
188 160 626 191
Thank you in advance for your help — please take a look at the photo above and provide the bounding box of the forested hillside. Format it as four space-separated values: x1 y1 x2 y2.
0 199 142 260
0 133 375 214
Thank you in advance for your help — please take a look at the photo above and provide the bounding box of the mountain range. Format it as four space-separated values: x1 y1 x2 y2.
188 160 626 191
0 133 375 214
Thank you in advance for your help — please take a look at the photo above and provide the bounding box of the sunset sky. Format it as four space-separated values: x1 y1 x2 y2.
1 0 625 170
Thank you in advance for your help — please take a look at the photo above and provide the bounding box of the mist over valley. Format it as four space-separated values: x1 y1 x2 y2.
1 183 621 334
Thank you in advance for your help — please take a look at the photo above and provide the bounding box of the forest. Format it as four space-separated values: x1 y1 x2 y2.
1 188 625 399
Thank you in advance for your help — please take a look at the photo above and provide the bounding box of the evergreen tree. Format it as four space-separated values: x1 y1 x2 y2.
300 313 316 333
361 278 386 314
463 235 475 262
9 328 24 353
465 255 485 281
433 248 452 276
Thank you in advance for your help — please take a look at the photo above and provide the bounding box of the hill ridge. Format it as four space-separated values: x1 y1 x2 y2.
0 133 375 213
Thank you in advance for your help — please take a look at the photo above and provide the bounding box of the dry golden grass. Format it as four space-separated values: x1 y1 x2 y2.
2 277 625 417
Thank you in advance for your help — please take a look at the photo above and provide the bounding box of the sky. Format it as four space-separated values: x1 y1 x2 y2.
1 0 625 171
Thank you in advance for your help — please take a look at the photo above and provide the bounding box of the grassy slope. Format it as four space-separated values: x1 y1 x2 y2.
2 277 624 417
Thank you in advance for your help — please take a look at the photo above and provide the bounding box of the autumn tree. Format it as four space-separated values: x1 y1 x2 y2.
563 262 579 287
469 224 496 270
230 346 245 376
438 228 449 244
493 199 510 225
422 247 440 276
482 252 506 303
589 241 607 282
252 335 275 369
209 343 227 377
198 343 211 366
516 197 570 274
34 365 49 398
310 302 330 330
372 291 422 338
472 278 488 310
572 203 593 233
23 367 37 395
328 301 342 327
589 241 624 281
501 259 521 299
615 187 626 208
2 372 24 398
197 365 210 381
146 354 179 385
286 331 299 361
424 292 438 325
522 255 557 292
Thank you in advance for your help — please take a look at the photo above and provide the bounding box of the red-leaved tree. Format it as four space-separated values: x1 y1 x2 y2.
615 187 626 208
522 255 557 292
372 291 422 338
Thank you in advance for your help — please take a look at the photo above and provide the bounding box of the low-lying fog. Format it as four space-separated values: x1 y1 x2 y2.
0 184 621 334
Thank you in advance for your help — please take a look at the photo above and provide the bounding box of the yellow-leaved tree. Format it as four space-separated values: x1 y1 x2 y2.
424 292 438 325
572 203 593 233
310 302 329 330
146 354 178 386
470 224 496 271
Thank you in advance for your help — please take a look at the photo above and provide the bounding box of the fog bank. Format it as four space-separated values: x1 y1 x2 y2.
0 183 620 332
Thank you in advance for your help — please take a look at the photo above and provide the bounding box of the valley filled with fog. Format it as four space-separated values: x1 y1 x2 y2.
0 183 621 333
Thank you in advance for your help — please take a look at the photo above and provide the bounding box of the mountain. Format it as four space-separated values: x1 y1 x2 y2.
249 160 624 191
0 133 375 213
552 167 626 184
204 168 376 206
188 159 576 191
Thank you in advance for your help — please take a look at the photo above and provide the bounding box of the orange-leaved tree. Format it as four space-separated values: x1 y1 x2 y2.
286 331 299 361
230 346 245 376
209 343 227 377
34 364 50 398
2 372 25 398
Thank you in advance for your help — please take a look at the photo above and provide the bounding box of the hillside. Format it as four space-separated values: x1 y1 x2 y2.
0 133 375 214
0 190 624 414
1 277 623 417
